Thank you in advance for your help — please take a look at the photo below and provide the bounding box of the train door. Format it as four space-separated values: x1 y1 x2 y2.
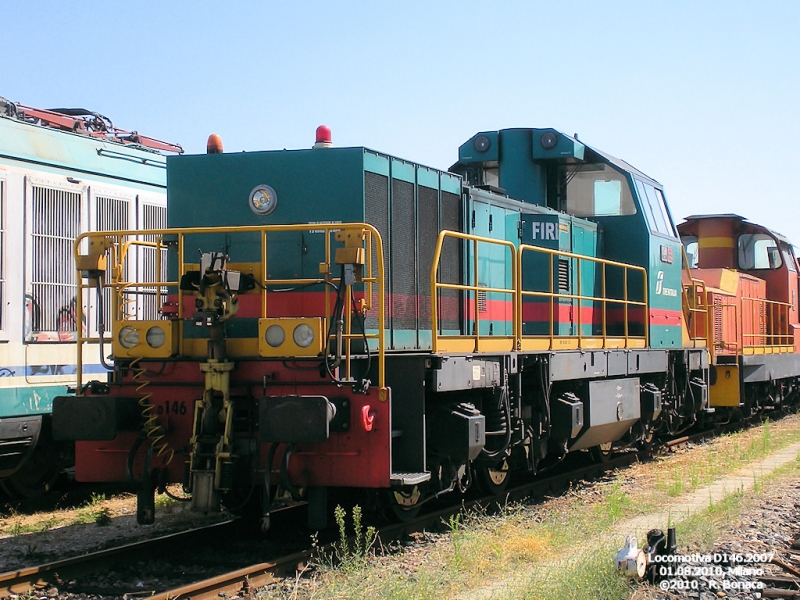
468 197 514 336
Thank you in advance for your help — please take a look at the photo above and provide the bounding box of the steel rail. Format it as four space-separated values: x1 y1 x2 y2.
0 520 236 596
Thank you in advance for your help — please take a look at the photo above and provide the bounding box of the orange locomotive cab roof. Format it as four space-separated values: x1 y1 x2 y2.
679 214 792 246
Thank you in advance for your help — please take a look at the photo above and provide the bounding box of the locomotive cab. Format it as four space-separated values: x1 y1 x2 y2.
678 214 800 411
679 214 800 352
451 128 684 348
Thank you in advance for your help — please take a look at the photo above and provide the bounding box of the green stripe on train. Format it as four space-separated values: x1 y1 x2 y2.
0 385 70 418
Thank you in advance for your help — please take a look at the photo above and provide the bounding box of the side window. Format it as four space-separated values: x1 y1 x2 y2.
738 233 781 270
635 179 676 237
653 188 676 236
781 244 796 273
682 236 699 268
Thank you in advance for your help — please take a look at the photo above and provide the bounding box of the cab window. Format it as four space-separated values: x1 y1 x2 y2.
682 236 699 268
634 179 676 237
738 233 781 270
782 244 796 273
560 163 636 218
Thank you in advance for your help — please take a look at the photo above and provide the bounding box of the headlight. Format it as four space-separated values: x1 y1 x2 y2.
293 323 315 348
540 131 558 150
249 184 278 215
266 324 286 347
118 326 139 349
145 326 166 348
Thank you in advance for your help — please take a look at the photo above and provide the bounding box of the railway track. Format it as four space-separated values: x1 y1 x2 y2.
0 453 639 599
1 410 793 599
0 520 239 596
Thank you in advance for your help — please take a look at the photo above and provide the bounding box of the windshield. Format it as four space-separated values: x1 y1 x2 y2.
559 163 636 218
738 233 781 270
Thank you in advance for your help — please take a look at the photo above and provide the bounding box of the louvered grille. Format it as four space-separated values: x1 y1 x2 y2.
140 204 168 319
96 196 128 231
391 179 416 330
0 181 4 330
714 296 723 345
478 290 487 313
30 186 81 334
418 186 438 327
439 191 462 332
558 258 570 292
364 172 389 331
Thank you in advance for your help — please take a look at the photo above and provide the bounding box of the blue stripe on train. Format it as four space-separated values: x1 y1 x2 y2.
0 364 108 378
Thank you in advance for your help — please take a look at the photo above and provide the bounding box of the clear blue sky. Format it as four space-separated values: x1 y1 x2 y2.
5 1 799 245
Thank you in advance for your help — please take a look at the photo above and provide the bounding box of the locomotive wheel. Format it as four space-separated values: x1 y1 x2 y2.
590 442 614 464
3 443 61 498
387 485 423 522
475 458 511 495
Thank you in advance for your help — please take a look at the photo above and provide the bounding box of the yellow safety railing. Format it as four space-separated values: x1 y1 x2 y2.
73 223 386 395
430 231 517 353
681 245 709 348
706 297 793 357
741 296 793 354
517 245 648 351
430 231 648 353
710 301 740 355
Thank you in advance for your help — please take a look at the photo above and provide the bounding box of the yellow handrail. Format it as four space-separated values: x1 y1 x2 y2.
711 302 740 355
517 245 648 350
429 230 649 353
430 230 517 353
740 296 793 353
706 296 792 357
681 246 709 348
73 223 386 393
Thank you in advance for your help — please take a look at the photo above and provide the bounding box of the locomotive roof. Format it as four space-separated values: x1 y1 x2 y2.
680 213 792 246
0 110 169 187
582 142 663 188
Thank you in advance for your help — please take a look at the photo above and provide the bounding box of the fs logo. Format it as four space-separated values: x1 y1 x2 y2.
655 271 678 297
531 221 558 240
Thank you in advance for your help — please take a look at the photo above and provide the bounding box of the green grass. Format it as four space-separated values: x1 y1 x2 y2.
511 542 637 600
649 415 798 502
75 492 111 525
312 504 377 574
256 416 800 600
598 481 633 525
155 493 179 510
